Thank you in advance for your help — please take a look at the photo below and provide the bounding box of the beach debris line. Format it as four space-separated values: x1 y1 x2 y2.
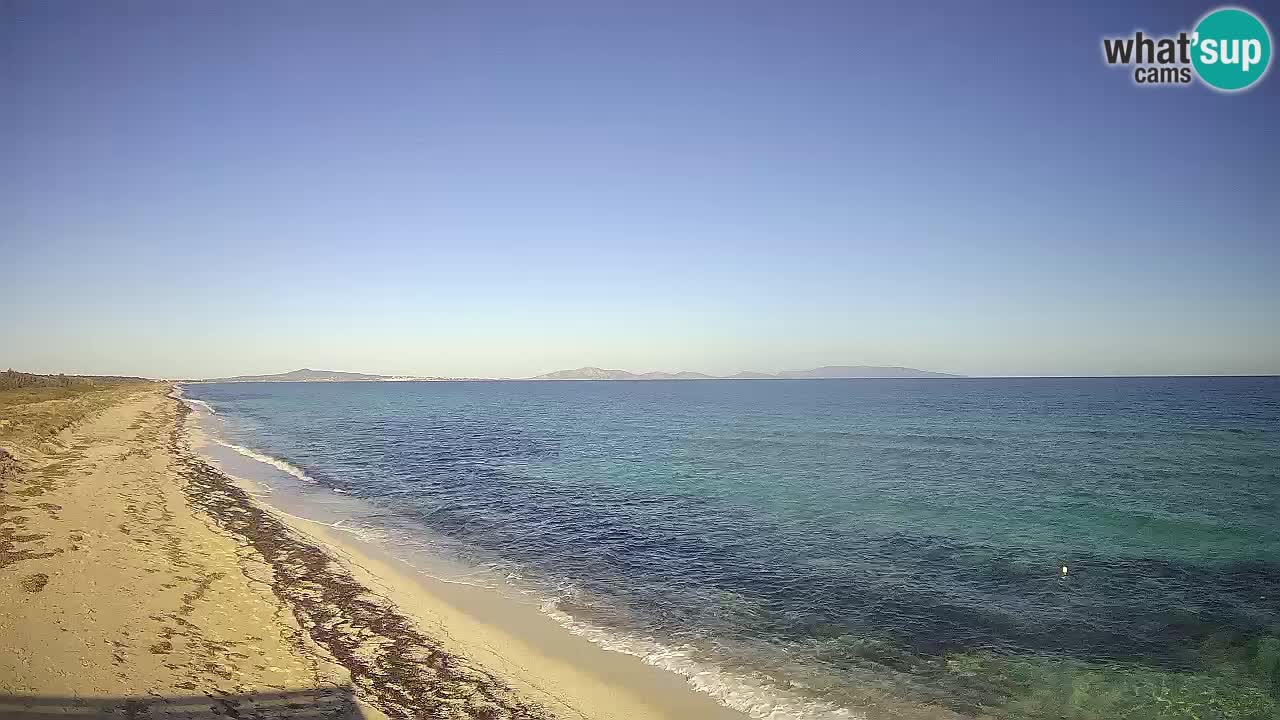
170 402 557 720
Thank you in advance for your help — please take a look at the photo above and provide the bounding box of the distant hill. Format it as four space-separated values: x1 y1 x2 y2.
196 368 424 383
639 370 718 380
194 365 962 383
775 365 959 379
530 365 961 380
532 367 642 381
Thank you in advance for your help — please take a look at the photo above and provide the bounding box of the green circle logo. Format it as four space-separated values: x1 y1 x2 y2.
1192 7 1272 91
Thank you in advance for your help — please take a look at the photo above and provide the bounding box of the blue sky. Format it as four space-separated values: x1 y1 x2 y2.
4 1 1278 378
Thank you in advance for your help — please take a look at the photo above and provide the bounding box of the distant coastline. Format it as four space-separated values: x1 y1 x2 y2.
529 365 962 380
190 365 963 383
193 368 433 383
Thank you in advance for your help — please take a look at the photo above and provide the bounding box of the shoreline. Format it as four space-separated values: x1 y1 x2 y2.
171 403 558 719
1 384 748 719
1 385 371 718
176 387 976 720
173 395 752 720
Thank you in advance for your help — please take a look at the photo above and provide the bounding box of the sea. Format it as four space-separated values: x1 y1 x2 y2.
179 377 1280 720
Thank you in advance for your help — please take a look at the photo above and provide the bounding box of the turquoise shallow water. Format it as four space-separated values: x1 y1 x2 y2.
183 377 1280 719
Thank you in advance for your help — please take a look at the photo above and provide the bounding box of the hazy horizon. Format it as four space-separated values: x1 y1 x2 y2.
5 1 1278 379
9 363 1280 382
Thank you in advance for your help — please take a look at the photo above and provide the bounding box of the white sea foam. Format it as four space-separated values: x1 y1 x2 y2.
174 387 873 720
170 384 216 414
540 601 865 720
185 398 217 414
208 437 318 485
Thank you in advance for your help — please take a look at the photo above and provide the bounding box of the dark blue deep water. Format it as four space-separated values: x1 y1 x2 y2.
183 377 1280 719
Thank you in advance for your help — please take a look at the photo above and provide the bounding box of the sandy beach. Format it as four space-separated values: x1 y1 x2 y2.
0 385 747 720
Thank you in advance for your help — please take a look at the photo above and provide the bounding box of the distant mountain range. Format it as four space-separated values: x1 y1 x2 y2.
193 365 961 383
194 368 428 383
530 365 961 380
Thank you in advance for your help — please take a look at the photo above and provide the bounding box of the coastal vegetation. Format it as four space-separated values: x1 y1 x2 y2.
0 371 152 474
1 369 147 390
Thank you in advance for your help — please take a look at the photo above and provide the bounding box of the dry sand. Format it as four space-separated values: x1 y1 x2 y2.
0 385 748 720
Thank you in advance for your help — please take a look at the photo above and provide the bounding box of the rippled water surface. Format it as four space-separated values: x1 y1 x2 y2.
183 378 1280 719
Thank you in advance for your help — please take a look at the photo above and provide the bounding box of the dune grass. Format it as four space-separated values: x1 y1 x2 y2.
0 378 158 465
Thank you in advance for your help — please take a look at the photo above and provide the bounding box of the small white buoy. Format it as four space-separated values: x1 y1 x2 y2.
1061 565 1069 576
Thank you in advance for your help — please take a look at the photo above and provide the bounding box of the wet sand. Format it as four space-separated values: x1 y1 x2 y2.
1 385 747 720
